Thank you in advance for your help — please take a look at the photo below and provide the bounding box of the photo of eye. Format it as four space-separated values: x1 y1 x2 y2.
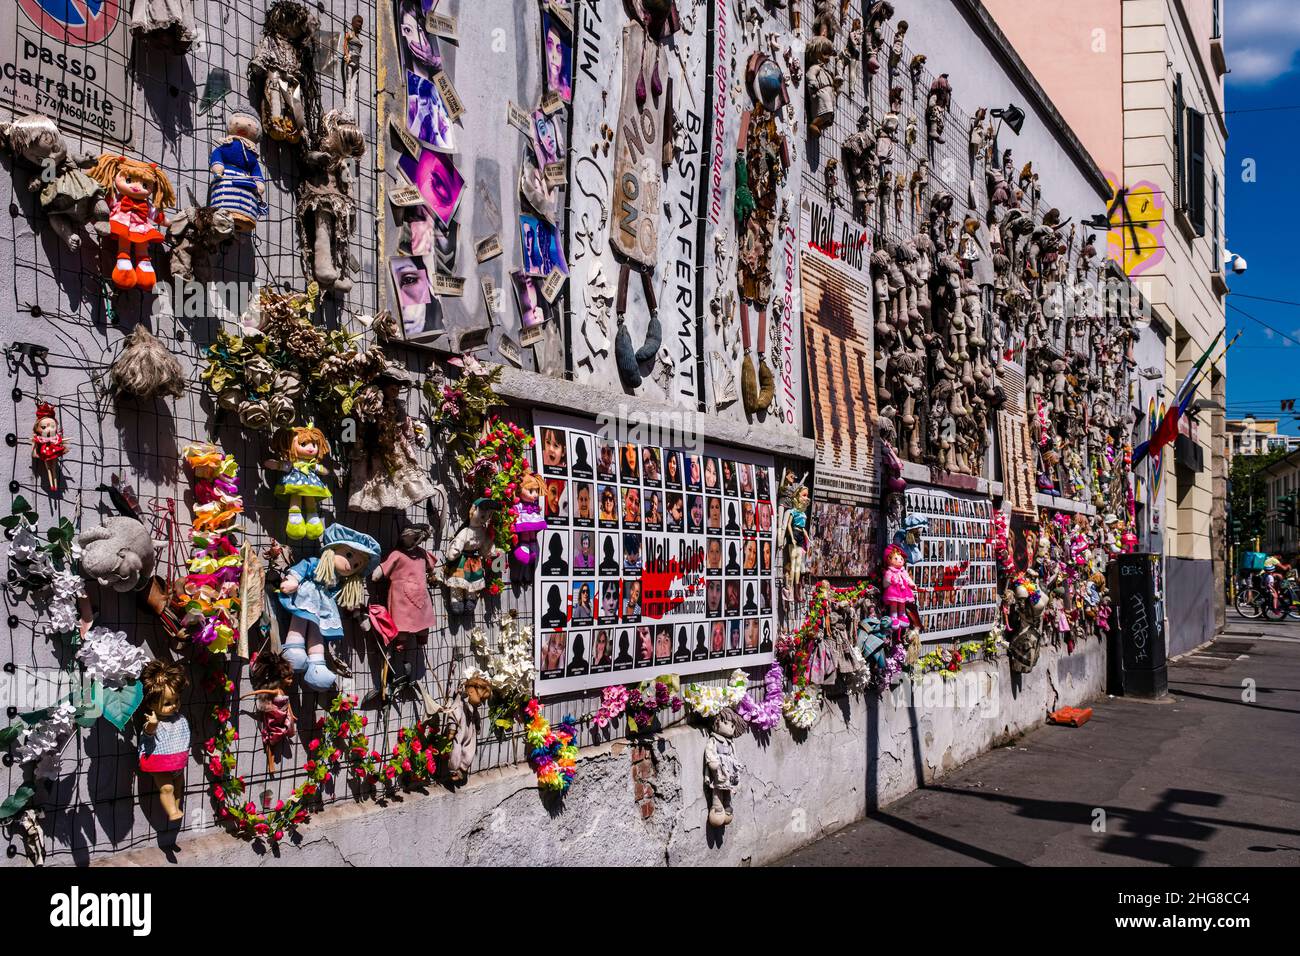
397 149 465 226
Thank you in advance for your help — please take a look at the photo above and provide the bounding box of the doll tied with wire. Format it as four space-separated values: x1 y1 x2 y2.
264 424 332 541
244 651 297 773
31 401 68 492
87 154 176 290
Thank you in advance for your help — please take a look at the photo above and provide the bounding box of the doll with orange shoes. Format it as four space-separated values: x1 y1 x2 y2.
87 155 176 290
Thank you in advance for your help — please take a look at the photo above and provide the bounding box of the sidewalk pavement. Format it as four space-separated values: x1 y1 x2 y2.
774 615 1300 866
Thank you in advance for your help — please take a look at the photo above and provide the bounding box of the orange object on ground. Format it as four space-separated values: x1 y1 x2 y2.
1047 706 1093 727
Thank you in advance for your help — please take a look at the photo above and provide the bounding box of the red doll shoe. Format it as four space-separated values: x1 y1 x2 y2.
112 255 137 288
134 258 157 290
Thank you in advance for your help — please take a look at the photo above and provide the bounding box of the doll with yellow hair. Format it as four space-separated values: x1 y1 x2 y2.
263 424 332 540
510 470 547 565
88 154 176 290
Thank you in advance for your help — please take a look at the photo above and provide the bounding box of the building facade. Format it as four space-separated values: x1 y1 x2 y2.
1260 449 1300 556
1226 417 1300 459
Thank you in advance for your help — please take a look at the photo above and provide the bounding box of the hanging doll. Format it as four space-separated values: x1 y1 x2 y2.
882 543 917 628
264 424 332 541
445 673 492 783
245 651 296 773
31 402 67 492
704 706 746 828
370 524 438 649
297 109 364 294
138 659 190 823
510 471 547 565
348 364 438 511
130 0 198 54
441 498 502 616
109 325 186 401
248 0 321 146
0 113 109 251
208 112 266 233
87 154 176 290
278 524 381 691
778 479 810 601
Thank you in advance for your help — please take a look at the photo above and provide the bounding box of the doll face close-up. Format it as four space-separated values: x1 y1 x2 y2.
331 543 369 577
153 687 180 719
291 433 319 460
115 168 153 200
35 416 57 438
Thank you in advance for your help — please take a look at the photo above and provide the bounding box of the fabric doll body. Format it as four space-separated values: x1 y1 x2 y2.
348 371 437 511
510 477 547 565
255 693 296 750
139 712 190 773
442 501 498 615
373 546 437 643
266 426 333 540
704 709 746 828
208 131 265 230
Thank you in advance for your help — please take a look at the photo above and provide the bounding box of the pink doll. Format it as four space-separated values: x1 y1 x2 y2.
510 471 547 565
31 401 67 492
370 524 438 649
882 543 917 629
87 154 176 290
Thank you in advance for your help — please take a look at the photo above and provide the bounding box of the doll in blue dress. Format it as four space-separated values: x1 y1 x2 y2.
279 524 381 691
264 425 333 540
208 113 266 233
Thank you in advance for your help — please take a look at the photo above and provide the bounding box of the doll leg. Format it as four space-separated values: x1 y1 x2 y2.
303 499 325 540
708 790 728 827
286 493 305 540
282 616 310 672
150 771 184 822
112 235 136 288
739 300 757 413
132 239 157 290
301 621 338 692
755 306 775 409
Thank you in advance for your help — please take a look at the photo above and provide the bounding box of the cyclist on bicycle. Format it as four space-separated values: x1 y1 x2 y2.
1264 555 1292 611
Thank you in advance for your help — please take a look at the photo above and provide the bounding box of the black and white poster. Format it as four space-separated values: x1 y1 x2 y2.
904 487 999 642
533 411 777 694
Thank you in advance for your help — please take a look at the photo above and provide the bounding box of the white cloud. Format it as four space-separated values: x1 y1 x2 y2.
1227 0 1300 85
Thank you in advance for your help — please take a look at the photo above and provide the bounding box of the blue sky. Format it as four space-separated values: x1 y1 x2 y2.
1222 0 1300 433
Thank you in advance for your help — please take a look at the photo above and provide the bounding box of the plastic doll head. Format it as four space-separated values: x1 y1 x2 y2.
519 471 544 503
141 659 188 720
89 155 176 209
713 706 747 740
250 650 293 692
463 674 492 707
33 402 59 439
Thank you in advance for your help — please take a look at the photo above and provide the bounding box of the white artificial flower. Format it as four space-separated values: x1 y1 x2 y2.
16 702 77 778
77 627 147 688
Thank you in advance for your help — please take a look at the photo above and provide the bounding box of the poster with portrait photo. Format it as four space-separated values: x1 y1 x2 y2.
590 628 614 674
703 456 721 493
722 498 742 536
539 426 568 475
539 530 569 577
685 453 703 491
539 583 569 633
511 270 555 333
569 433 594 479
543 477 569 525
541 9 573 103
532 412 777 693
532 109 565 168
708 620 727 659
571 481 594 528
721 459 738 497
612 628 636 672
390 256 444 344
566 629 591 677
520 151 560 223
406 70 456 151
519 214 569 278
397 149 464 226
726 619 743 656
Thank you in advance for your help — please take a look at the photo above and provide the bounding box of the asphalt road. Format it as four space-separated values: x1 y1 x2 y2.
774 613 1300 866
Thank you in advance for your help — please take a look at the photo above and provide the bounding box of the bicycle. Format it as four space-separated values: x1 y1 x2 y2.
1235 572 1298 621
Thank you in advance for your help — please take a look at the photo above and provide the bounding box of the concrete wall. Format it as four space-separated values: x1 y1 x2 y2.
1165 555 1214 655
99 637 1106 867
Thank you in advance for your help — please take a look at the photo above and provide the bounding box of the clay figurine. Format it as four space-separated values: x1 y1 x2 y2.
138 659 190 822
278 524 381 691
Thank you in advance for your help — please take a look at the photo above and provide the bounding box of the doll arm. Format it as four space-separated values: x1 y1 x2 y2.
141 710 159 735
262 458 288 472
442 529 468 567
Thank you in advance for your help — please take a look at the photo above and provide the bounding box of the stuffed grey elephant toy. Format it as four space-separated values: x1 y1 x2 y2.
77 517 156 593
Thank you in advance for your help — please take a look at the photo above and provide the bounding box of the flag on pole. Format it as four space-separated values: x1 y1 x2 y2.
1133 330 1226 467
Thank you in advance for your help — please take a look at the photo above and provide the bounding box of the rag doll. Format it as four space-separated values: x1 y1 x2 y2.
278 524 381 691
245 651 296 773
445 674 492 783
208 112 266 233
31 402 67 492
264 425 332 540
130 0 198 53
109 325 186 401
510 471 547 565
882 543 916 628
704 706 746 828
370 525 438 649
297 109 364 293
347 364 437 511
78 516 156 593
138 659 190 822
0 112 109 250
441 498 502 616
248 0 321 145
87 154 176 290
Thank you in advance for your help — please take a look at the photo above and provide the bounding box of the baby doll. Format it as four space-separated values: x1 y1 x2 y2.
446 673 493 783
87 154 176 290
208 112 266 233
31 402 67 492
370 524 438 649
264 424 332 540
704 705 747 828
441 497 502 616
245 651 296 773
139 659 190 823
882 543 917 628
510 471 547 565
279 524 381 691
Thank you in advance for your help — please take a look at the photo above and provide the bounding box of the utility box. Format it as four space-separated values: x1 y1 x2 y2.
1108 552 1167 698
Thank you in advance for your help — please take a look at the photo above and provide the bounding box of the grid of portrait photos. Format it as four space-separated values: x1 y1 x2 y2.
904 488 999 641
532 413 779 694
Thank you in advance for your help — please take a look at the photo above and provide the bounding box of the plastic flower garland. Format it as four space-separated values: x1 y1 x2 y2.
469 615 537 728
177 445 244 654
592 684 630 728
683 670 750 718
524 699 578 793
776 579 875 694
735 663 785 731
456 417 535 582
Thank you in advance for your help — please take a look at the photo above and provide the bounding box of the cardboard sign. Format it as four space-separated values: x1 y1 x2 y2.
433 274 466 297
475 233 504 262
433 71 466 121
544 161 568 187
481 275 502 317
547 2 574 32
237 543 265 661
425 11 458 39
521 323 545 348
541 269 566 303
507 101 534 136
389 184 427 207
541 90 564 115
390 115 422 158
499 334 523 368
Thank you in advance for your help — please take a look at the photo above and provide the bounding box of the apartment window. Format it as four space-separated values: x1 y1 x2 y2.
1186 107 1206 236
1173 74 1185 210
1212 0 1221 39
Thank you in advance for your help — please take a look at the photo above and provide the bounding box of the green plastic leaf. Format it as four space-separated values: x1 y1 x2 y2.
74 681 103 727
17 706 53 726
11 495 31 515
102 682 144 731
0 724 23 747
0 785 35 821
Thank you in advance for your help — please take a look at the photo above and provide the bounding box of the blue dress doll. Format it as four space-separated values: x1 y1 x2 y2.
209 113 266 233
279 524 381 691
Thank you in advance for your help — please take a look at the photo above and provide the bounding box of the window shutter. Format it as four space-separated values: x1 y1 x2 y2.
1211 170 1220 270
1174 74 1185 209
1188 107 1206 236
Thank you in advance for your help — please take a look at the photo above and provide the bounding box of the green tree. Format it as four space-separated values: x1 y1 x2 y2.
1229 447 1289 553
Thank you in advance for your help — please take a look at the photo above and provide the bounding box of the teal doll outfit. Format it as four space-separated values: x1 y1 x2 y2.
279 525 381 691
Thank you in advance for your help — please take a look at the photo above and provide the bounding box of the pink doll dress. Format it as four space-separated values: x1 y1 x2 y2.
109 195 165 243
139 714 190 772
883 565 916 605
